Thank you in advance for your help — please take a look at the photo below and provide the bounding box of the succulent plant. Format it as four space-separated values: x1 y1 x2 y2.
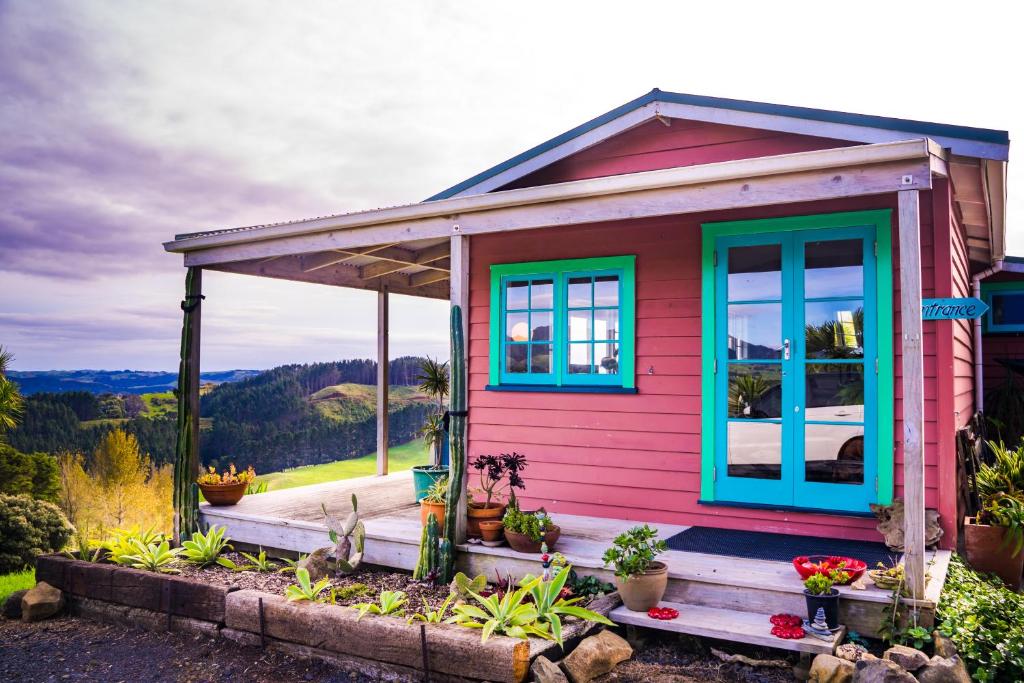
322 494 365 575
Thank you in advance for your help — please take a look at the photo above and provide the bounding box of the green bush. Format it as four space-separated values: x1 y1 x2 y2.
937 554 1024 682
0 493 74 573
0 443 60 502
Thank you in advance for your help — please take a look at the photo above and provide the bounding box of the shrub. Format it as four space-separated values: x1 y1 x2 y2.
0 444 60 502
0 493 74 573
938 554 1024 682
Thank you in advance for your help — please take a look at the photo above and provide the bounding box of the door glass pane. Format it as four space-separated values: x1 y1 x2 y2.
728 364 782 418
805 239 863 298
805 363 864 421
530 311 552 342
594 275 619 306
531 344 552 373
805 424 864 484
805 301 864 358
728 421 782 479
506 312 529 342
568 310 591 341
595 343 619 374
568 343 592 373
530 279 553 309
594 309 619 340
728 244 782 301
728 303 782 359
506 344 527 373
568 277 592 307
506 281 529 310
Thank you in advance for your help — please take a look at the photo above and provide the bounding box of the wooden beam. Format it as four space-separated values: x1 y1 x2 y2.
376 288 389 477
450 234 470 544
358 245 451 280
409 261 451 287
898 189 926 600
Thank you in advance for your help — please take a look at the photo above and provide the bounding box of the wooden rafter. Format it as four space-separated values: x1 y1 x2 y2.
409 262 451 287
358 243 451 280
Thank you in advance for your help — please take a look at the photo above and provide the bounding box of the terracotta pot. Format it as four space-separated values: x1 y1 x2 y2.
467 502 507 539
504 526 561 554
964 516 1024 589
479 520 504 543
420 500 447 533
804 588 841 630
198 481 247 506
614 561 669 612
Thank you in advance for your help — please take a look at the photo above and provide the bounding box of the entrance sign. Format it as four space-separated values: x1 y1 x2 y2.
921 297 988 320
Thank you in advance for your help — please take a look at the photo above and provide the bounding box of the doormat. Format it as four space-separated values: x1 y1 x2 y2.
663 526 895 566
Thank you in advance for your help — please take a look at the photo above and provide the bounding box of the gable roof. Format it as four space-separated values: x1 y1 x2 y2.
427 88 1010 200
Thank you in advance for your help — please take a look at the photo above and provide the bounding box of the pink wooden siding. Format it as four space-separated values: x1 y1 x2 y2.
468 194 952 544
498 119 857 190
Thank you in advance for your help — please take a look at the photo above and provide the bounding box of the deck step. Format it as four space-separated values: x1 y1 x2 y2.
609 601 844 655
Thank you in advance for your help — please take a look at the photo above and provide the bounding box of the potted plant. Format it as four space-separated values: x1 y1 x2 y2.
802 567 847 630
478 520 504 543
467 452 527 538
419 475 448 531
602 524 669 611
965 492 1024 589
197 464 256 506
411 357 450 502
502 505 559 553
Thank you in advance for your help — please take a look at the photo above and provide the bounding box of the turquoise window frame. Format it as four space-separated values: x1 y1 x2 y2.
981 281 1024 333
489 256 636 390
700 209 894 509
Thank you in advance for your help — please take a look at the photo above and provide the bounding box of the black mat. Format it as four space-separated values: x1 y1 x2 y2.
664 526 895 566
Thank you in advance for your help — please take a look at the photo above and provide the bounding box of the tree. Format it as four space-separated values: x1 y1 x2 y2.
0 346 24 437
93 429 145 527
0 443 60 502
123 394 145 418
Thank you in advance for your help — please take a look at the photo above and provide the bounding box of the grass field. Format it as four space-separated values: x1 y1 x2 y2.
0 569 35 604
254 439 430 492
142 391 177 417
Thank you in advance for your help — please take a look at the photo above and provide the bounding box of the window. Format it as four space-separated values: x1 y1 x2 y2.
489 256 636 390
983 283 1024 333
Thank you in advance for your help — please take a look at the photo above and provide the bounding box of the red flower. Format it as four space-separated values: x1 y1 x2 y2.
647 607 679 620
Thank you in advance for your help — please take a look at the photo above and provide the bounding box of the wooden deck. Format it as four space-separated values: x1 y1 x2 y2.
200 474 951 646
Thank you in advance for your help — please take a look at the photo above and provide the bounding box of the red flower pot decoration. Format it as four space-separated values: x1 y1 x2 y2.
792 555 866 584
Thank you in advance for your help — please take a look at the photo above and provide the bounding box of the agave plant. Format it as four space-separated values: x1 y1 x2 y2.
520 566 614 647
352 590 407 620
449 572 487 603
407 594 454 625
181 525 232 567
447 575 548 642
105 527 167 566
121 539 183 573
285 567 332 602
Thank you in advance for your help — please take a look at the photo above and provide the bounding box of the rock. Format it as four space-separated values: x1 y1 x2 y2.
531 656 569 683
852 657 916 682
883 645 928 672
2 589 28 619
932 631 957 658
20 582 64 622
296 547 331 581
836 644 869 662
870 500 943 551
808 654 855 683
914 655 971 683
561 629 633 683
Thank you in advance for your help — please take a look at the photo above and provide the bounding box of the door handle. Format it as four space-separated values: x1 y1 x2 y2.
783 338 791 361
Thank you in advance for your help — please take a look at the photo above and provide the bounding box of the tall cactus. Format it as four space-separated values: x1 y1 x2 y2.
414 512 441 580
441 305 466 583
173 267 202 544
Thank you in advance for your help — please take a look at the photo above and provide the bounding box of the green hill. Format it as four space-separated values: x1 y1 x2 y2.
256 439 429 491
311 383 429 422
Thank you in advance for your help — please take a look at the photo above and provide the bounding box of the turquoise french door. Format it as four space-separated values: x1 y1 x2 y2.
713 226 877 513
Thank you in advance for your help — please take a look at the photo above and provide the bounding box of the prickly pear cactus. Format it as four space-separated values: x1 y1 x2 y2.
441 305 466 583
323 494 364 575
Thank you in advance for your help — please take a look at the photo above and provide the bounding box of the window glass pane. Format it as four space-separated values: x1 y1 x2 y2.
595 343 619 375
506 312 529 342
804 239 863 299
568 310 591 342
531 279 553 309
727 421 782 480
594 275 619 307
506 281 529 310
531 344 552 374
805 424 864 484
530 311 552 342
568 277 592 307
728 244 781 301
805 301 863 359
505 344 527 374
568 343 592 374
593 309 619 341
991 293 1024 326
805 363 864 422
727 303 782 359
728 364 782 418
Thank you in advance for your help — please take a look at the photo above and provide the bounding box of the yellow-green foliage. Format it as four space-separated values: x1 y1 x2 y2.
310 384 428 422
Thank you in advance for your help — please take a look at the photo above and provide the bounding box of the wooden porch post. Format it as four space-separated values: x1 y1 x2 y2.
173 267 203 545
377 287 389 476
450 233 470 543
898 190 927 600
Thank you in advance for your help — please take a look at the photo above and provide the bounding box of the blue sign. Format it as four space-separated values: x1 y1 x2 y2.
922 297 989 320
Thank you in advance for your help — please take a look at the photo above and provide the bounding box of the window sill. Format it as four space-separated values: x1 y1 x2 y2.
485 384 638 394
697 499 876 518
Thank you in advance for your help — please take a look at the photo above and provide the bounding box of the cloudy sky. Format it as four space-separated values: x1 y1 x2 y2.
1 1 1020 371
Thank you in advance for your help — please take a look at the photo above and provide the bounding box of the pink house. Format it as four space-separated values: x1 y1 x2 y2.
164 90 1011 639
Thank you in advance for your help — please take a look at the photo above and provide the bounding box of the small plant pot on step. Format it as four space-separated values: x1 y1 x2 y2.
504 527 560 554
467 502 507 539
478 520 504 543
420 500 447 533
803 588 841 630
614 561 669 611
964 516 1024 590
198 481 247 506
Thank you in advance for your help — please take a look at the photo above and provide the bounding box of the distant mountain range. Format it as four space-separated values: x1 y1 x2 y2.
8 369 261 395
